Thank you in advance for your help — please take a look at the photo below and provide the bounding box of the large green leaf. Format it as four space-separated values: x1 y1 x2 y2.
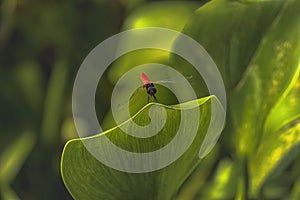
249 72 300 196
181 0 300 155
176 0 287 158
182 0 284 92
246 0 300 196
180 0 300 197
61 96 224 200
232 0 300 157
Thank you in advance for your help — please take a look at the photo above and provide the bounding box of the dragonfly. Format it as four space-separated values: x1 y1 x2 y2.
140 72 194 102
141 72 158 102
114 72 193 111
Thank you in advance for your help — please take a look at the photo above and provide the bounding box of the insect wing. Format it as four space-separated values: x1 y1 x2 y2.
152 74 194 85
152 80 175 84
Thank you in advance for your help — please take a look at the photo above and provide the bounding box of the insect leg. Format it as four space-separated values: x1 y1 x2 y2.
153 95 157 102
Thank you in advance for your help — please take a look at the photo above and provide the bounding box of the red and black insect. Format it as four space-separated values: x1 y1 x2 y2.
141 72 157 102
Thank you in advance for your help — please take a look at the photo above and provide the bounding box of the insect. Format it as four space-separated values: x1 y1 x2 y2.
141 72 158 102
115 72 176 110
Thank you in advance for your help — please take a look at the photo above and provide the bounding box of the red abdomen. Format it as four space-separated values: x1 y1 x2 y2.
141 73 151 85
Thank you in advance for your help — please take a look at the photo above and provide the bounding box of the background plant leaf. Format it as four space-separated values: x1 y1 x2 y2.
249 72 300 196
0 131 35 200
180 0 300 197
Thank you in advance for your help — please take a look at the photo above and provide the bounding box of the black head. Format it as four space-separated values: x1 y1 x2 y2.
145 83 154 89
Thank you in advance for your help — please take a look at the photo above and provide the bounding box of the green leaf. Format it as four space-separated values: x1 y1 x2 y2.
233 0 300 157
249 121 300 196
40 58 69 146
179 0 286 155
0 131 35 200
123 1 201 31
182 0 300 156
1 184 20 200
175 144 219 200
0 131 35 184
264 71 300 138
61 96 225 200
181 0 300 197
290 177 300 200
197 159 237 200
182 0 284 91
249 74 300 195
245 0 300 195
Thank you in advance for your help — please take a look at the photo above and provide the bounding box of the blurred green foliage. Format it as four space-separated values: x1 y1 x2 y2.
0 0 132 199
1 0 300 200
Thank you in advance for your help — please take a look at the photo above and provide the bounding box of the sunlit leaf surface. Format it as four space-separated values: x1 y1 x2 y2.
249 74 300 195
61 96 224 200
181 0 300 197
